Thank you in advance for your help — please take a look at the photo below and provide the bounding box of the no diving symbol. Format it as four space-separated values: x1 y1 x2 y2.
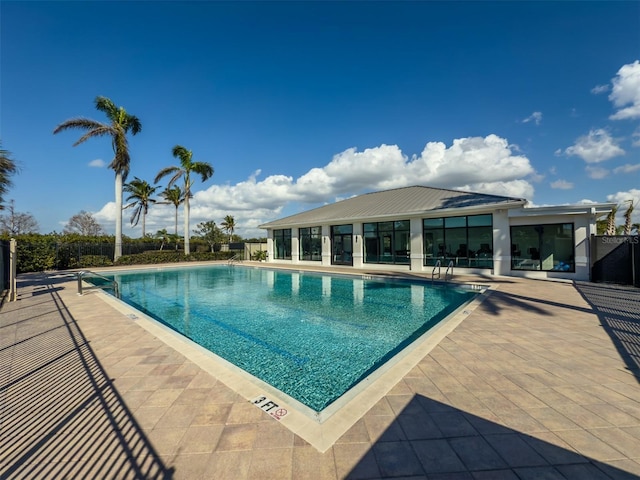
272 408 288 420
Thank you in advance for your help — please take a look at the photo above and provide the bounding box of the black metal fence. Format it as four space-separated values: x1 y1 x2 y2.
0 240 9 292
590 235 640 287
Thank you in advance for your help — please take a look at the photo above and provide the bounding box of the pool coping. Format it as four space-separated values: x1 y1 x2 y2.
90 264 495 452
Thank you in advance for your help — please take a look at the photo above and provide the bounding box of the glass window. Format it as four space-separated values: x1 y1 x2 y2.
423 214 494 268
363 220 410 264
299 226 322 261
511 223 574 272
468 214 492 227
331 225 353 265
424 218 443 228
273 229 292 260
445 217 466 228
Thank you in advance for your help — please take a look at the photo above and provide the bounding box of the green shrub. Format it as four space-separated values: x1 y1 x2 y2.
79 255 113 268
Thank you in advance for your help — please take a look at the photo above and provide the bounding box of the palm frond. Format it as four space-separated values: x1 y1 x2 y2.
53 118 108 135
154 166 180 184
126 115 142 135
192 162 214 181
172 145 191 163
73 125 115 146
95 96 117 118
129 204 142 227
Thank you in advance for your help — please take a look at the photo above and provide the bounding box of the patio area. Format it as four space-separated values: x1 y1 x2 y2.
1 264 639 479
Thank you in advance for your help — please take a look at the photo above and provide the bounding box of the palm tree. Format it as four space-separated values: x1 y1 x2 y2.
155 146 213 255
53 96 141 260
159 185 184 248
221 215 236 244
0 142 18 210
155 228 170 250
123 177 159 238
605 204 618 235
623 200 635 235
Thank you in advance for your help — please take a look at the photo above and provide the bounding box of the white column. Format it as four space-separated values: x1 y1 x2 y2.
410 218 424 271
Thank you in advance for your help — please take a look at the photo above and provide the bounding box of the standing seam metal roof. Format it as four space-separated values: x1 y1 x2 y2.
259 186 526 228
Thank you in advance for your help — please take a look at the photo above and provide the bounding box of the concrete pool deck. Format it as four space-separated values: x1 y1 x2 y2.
1 263 640 479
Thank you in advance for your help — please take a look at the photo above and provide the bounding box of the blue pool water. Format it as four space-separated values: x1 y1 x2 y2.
98 266 476 412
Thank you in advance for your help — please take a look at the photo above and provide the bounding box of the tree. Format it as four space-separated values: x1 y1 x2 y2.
605 205 618 235
123 177 159 238
0 201 38 235
159 185 184 249
623 200 635 235
0 142 18 210
221 215 236 244
193 221 224 252
154 146 213 255
53 96 141 260
63 211 105 236
155 228 169 250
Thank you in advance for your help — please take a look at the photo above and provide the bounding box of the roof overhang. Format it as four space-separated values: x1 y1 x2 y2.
508 203 616 219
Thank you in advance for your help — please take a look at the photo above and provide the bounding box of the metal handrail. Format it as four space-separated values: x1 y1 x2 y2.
432 259 441 282
445 260 454 282
77 270 120 298
227 253 243 265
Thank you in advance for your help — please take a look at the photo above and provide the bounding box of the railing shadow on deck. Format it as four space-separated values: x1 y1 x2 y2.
574 282 640 384
347 394 639 479
0 277 174 479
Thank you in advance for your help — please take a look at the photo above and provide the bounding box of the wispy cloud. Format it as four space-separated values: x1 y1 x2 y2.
586 166 609 179
564 129 625 163
522 111 542 125
613 163 640 174
550 180 573 190
591 84 609 94
88 159 106 168
609 60 640 120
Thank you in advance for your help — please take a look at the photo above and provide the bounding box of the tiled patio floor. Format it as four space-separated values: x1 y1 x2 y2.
1 264 639 479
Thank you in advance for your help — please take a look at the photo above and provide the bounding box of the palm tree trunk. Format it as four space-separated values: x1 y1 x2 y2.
141 211 146 238
184 198 190 255
174 207 179 251
114 172 123 260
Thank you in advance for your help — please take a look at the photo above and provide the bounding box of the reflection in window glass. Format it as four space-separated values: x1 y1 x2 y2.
273 229 292 260
423 214 493 268
363 220 410 264
510 223 574 272
299 226 322 261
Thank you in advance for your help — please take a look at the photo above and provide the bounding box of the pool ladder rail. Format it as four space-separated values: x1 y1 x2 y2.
227 253 243 266
432 259 454 283
77 270 120 299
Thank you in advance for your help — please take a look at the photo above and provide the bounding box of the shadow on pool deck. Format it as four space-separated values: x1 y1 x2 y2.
347 395 639 479
574 282 640 384
0 278 174 479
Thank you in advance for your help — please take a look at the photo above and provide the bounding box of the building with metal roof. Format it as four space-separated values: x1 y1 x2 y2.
259 185 615 281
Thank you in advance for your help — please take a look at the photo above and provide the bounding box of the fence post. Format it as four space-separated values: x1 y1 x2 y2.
9 238 17 302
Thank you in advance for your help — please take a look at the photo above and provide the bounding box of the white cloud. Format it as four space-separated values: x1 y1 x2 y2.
591 84 609 94
613 163 640 174
88 159 106 168
91 135 537 238
522 111 542 125
550 180 573 190
586 166 609 179
564 129 625 163
609 60 640 120
607 189 640 224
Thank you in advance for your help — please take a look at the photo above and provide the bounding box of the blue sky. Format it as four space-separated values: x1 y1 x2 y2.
2 1 639 237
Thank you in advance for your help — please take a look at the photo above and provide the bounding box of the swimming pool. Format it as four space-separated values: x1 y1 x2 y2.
95 266 477 413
